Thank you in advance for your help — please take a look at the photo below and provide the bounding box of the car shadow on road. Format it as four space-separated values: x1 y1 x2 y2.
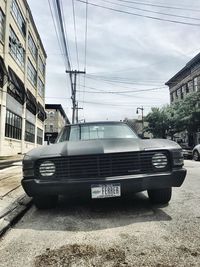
15 192 172 232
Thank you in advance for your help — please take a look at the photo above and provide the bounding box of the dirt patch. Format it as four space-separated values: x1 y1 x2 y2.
176 245 200 257
34 244 129 267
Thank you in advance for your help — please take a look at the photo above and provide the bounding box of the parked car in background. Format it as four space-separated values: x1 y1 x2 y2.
22 121 186 209
178 142 193 159
193 144 200 161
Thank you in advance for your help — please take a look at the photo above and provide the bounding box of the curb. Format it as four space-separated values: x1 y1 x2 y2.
0 194 32 237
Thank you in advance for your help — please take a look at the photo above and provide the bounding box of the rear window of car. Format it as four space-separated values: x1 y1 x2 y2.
57 123 138 142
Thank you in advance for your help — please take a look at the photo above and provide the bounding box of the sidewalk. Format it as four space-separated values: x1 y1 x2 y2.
0 156 32 236
0 154 24 162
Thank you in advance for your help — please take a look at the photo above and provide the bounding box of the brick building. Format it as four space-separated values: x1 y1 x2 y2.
0 0 46 156
166 53 200 103
165 53 200 146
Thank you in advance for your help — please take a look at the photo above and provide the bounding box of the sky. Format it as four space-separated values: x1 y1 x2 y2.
28 0 200 122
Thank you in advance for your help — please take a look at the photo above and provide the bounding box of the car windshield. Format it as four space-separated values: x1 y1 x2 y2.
56 123 138 142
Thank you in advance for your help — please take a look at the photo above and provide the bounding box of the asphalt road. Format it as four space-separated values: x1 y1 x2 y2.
0 160 200 267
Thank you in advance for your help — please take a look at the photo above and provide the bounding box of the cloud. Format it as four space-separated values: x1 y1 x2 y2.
28 0 200 122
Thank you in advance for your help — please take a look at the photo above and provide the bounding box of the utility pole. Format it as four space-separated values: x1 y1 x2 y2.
66 70 85 124
136 106 144 131
75 102 83 123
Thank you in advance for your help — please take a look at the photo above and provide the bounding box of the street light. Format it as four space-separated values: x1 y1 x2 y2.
136 106 144 131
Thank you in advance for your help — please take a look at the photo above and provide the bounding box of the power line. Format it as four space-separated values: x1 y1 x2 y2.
110 0 200 13
76 0 200 27
52 0 75 123
86 75 164 86
49 0 75 115
77 85 167 99
77 84 166 93
77 89 166 99
86 47 200 78
54 0 72 70
82 0 89 117
84 0 88 71
60 0 73 69
48 0 65 66
86 74 199 86
87 73 164 83
45 97 164 107
78 89 143 98
71 0 80 69
101 0 200 21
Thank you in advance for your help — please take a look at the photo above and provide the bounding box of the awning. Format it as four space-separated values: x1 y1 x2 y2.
38 102 47 121
0 56 8 87
26 89 38 115
8 67 26 104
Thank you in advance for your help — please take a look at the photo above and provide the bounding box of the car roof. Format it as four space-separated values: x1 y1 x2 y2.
66 121 126 127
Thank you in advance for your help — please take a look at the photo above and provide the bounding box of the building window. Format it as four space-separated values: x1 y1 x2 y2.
49 111 54 117
170 93 174 102
27 58 37 87
177 88 181 99
37 128 43 145
38 77 44 98
28 33 37 60
175 90 178 99
25 121 35 143
50 124 54 132
38 56 45 76
5 109 22 140
38 102 46 121
172 92 175 101
179 88 184 99
11 0 26 36
185 84 189 93
9 27 25 68
0 9 5 43
181 84 186 96
187 80 193 93
194 77 198 92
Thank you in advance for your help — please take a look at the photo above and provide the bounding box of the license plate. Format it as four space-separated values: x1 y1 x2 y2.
91 184 121 199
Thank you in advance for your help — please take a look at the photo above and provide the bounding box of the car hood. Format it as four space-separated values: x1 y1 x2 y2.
25 138 181 160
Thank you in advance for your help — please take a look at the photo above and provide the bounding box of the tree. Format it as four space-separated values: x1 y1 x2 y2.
171 91 200 131
145 107 169 138
145 91 200 140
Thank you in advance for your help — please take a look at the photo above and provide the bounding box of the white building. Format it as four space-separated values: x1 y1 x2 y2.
45 104 70 144
0 0 47 156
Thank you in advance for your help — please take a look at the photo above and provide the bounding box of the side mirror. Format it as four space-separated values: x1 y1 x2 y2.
138 133 144 139
138 133 150 139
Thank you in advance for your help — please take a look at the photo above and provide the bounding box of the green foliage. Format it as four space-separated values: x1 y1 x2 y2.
145 107 169 138
145 91 200 138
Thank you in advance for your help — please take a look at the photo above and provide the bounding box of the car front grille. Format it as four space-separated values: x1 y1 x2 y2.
35 151 170 180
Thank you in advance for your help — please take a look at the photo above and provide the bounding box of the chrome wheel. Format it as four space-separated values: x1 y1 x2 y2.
193 150 200 161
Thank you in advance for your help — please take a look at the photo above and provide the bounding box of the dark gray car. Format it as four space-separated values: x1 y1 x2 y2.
22 121 186 209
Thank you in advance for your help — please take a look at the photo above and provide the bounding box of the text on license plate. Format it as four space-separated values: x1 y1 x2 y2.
91 183 121 199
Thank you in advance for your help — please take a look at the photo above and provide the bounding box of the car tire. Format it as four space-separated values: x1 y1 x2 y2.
147 188 172 204
33 195 58 209
193 150 200 161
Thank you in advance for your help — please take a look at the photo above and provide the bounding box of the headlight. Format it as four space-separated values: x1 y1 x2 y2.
23 154 34 177
173 150 184 166
39 161 56 176
152 153 168 169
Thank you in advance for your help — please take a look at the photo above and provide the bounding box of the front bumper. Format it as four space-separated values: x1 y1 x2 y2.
182 150 193 159
21 168 186 197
